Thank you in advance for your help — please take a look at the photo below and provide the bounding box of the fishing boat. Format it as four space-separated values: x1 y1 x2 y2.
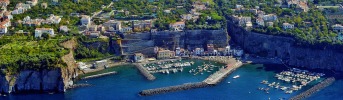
233 75 240 79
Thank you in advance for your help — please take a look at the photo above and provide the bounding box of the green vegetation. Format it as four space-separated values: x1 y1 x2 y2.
0 35 69 75
216 0 343 45
74 36 113 62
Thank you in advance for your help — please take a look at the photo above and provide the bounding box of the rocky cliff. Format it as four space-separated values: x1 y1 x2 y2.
228 21 343 71
120 30 229 55
0 38 78 94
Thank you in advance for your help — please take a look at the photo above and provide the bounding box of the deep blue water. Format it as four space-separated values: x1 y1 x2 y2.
1 60 342 100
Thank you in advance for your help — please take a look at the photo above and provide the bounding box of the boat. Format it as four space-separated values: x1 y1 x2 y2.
233 75 240 79
227 82 231 84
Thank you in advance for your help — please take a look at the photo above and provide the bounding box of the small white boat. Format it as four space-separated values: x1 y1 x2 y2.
227 82 231 84
233 75 240 79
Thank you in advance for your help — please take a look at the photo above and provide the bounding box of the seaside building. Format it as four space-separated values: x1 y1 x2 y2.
225 46 231 55
207 44 215 53
194 48 204 55
134 53 145 63
92 60 108 69
157 50 175 59
34 28 54 38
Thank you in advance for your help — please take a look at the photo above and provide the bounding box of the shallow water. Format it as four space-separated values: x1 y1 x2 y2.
1 59 340 100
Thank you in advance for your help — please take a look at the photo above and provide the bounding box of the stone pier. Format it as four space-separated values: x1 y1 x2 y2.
134 63 156 81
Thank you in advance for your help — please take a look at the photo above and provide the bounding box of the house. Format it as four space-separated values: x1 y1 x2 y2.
0 26 6 34
157 50 175 59
225 46 231 55
236 4 244 9
0 18 10 34
81 15 91 26
233 16 251 27
256 18 264 26
84 31 100 38
103 20 121 31
192 2 207 10
35 28 54 37
207 44 214 52
132 20 152 31
45 14 61 24
246 22 253 28
27 0 38 6
59 26 68 33
41 3 48 9
194 48 204 55
287 0 308 12
134 53 144 62
332 24 343 33
169 21 185 31
262 14 278 22
283 23 294 29
163 10 171 13
0 0 10 8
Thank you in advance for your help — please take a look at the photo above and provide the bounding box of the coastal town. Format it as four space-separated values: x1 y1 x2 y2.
0 0 342 100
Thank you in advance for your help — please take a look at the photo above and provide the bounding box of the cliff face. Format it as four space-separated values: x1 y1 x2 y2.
228 22 343 71
0 38 78 94
120 30 229 55
13 70 64 92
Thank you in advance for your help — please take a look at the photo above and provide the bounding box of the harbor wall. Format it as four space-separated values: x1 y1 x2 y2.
134 63 156 81
139 82 211 96
227 21 343 71
81 71 117 80
290 77 335 100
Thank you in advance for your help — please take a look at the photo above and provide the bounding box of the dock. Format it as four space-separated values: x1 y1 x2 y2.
134 63 156 80
139 82 210 96
81 71 117 79
290 77 335 100
203 60 243 84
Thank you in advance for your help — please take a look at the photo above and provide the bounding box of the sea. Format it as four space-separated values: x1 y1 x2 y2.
1 59 342 100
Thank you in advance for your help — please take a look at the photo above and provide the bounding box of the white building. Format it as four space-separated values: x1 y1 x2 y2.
225 46 230 55
81 15 91 26
283 23 294 29
175 47 181 56
35 28 54 37
195 48 204 55
332 24 343 33
134 53 144 63
262 14 278 22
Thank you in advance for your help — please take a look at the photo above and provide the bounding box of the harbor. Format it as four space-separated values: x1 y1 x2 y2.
5 62 341 100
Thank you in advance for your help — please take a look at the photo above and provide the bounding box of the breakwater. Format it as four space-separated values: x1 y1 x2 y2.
139 82 211 96
134 63 156 80
69 84 92 89
204 61 243 84
81 71 117 79
290 77 336 100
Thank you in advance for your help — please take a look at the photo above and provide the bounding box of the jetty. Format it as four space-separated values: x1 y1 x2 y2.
81 71 117 79
290 77 335 100
139 82 211 96
204 60 243 84
134 63 156 80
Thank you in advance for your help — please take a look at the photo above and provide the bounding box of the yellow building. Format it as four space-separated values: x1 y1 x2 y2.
157 50 175 59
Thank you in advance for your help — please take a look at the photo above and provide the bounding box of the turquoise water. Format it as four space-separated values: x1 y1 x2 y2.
1 60 341 100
